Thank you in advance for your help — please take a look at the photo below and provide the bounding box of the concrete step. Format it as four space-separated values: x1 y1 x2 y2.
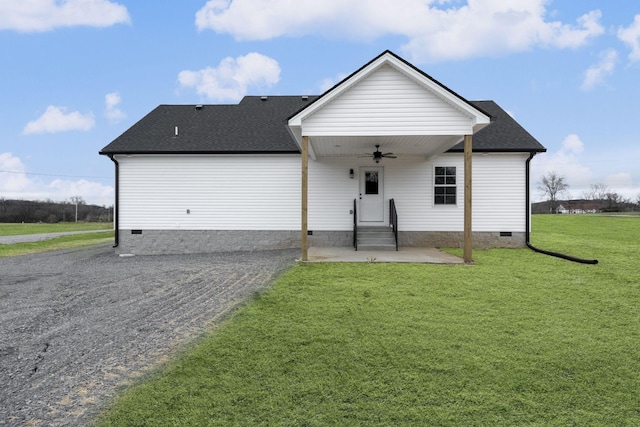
357 226 392 232
357 243 397 251
356 226 396 251
358 236 396 244
358 232 393 238
358 231 394 237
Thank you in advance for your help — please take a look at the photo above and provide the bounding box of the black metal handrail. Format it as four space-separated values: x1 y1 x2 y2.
390 198 398 251
353 198 358 250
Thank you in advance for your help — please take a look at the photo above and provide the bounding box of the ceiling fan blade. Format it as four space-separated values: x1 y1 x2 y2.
383 154 397 158
381 152 394 156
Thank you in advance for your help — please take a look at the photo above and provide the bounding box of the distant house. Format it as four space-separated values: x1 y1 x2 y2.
100 50 546 260
557 201 600 214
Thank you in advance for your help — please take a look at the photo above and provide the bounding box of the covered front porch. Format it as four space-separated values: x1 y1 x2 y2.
288 51 491 263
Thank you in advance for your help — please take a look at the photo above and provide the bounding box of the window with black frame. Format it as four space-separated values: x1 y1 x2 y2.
434 166 456 205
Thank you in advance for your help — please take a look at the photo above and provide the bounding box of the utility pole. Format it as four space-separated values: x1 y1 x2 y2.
70 196 83 223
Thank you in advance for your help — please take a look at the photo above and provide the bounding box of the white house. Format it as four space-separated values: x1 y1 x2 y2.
557 203 600 214
100 51 546 261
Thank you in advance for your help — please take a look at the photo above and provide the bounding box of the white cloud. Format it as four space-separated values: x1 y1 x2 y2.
549 10 603 48
0 152 114 206
23 106 95 135
318 72 349 92
605 172 632 189
0 0 130 32
0 152 33 194
195 0 604 62
532 134 593 196
177 52 281 102
581 49 617 91
104 92 126 123
561 134 584 153
603 172 640 201
48 179 114 206
531 135 640 201
618 14 640 62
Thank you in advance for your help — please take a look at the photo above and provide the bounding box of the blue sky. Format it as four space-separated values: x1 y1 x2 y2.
1 0 639 206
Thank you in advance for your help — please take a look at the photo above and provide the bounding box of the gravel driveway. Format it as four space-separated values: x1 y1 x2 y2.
0 244 297 426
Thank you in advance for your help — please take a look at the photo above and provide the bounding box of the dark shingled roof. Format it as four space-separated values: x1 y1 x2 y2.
100 96 545 155
99 96 318 155
448 101 546 153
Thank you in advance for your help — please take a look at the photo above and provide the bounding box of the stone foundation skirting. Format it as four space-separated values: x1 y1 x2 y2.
115 229 525 255
117 229 300 255
399 231 526 249
308 231 353 247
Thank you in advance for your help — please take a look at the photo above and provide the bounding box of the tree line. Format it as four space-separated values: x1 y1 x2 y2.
0 198 113 223
538 171 639 214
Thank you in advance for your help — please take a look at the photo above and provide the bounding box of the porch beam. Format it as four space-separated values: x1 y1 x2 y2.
301 136 309 261
463 134 473 263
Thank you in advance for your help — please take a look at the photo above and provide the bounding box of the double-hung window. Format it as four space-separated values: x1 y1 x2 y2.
434 166 456 205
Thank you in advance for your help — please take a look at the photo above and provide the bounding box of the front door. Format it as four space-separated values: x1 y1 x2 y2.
359 167 384 222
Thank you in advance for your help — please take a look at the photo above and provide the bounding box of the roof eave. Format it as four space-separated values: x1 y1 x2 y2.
446 147 547 153
99 150 301 156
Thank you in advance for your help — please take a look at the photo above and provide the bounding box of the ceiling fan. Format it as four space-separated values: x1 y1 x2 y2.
360 144 397 163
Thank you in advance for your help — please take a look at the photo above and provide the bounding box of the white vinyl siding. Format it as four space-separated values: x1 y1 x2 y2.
117 155 300 230
472 153 527 232
386 157 463 231
116 152 527 234
308 154 527 233
302 64 475 136
308 159 358 230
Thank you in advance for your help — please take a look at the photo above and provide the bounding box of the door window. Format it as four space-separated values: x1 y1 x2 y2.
365 171 379 195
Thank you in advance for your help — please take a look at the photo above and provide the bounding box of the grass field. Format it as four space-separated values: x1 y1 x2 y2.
0 232 114 258
0 222 112 236
0 222 114 257
93 215 638 425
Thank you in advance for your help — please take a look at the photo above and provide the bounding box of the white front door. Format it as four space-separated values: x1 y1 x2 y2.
359 167 384 222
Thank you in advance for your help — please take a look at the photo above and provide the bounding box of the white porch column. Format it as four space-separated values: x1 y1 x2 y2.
301 136 309 261
463 134 473 263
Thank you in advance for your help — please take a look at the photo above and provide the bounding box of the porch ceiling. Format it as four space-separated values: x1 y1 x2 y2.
308 134 464 159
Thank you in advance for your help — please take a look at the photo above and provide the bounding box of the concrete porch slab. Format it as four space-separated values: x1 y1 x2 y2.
307 247 465 264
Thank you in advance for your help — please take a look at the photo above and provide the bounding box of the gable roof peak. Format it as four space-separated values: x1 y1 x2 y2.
289 50 491 129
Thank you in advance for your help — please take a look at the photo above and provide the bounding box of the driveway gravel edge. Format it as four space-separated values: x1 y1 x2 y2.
0 244 297 426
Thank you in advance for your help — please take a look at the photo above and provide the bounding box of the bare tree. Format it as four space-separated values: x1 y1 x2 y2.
69 196 85 205
538 171 569 214
603 192 630 212
0 198 112 223
583 183 610 200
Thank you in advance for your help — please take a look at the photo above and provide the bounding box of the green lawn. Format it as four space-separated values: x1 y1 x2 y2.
0 222 112 236
0 222 114 257
97 215 639 426
0 231 114 258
